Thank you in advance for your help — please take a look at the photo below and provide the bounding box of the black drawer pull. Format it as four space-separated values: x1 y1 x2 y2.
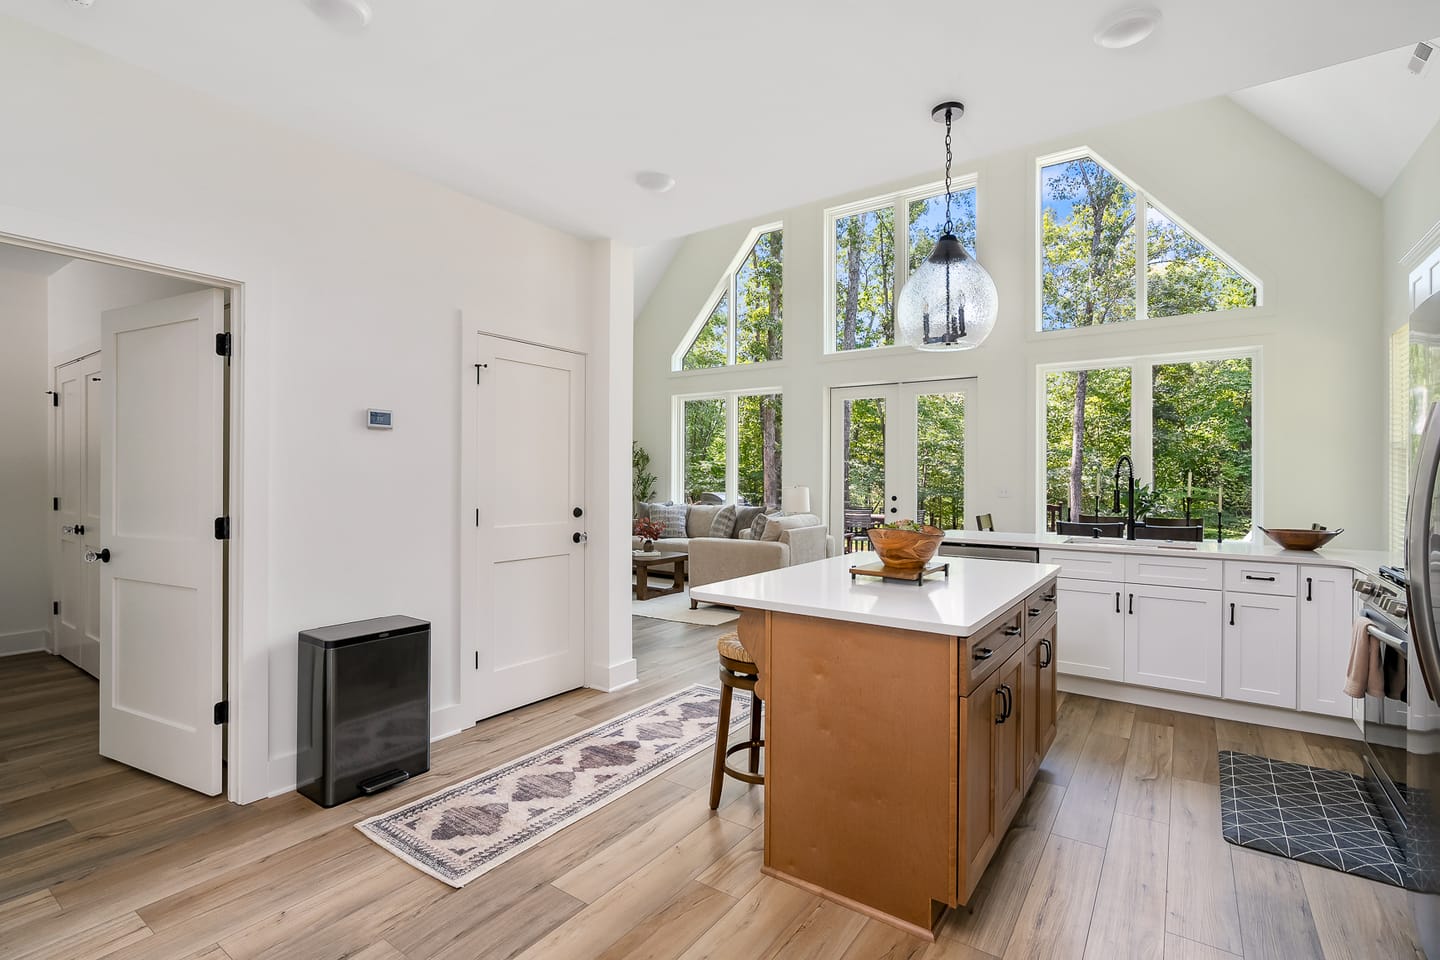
1306 577 1313 602
973 646 994 661
1244 574 1276 582
1115 592 1121 613
1028 607 1042 617
1041 592 1056 602
1003 625 1022 637
1128 593 1134 615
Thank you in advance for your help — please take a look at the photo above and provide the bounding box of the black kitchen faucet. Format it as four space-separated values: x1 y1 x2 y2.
1113 455 1137 540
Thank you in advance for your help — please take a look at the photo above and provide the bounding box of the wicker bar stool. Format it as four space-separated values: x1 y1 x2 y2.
709 632 764 810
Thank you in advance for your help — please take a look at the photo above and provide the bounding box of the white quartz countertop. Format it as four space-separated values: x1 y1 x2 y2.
939 530 1398 578
689 552 1061 637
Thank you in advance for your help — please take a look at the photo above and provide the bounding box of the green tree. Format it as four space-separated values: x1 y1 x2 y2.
682 398 725 502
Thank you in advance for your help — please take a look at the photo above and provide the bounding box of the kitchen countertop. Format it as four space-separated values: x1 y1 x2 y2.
940 529 1399 579
688 551 1060 637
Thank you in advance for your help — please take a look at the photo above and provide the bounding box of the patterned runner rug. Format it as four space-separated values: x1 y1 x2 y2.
357 684 752 887
1219 750 1414 888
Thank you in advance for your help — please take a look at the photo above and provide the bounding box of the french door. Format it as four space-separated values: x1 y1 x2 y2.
829 379 972 545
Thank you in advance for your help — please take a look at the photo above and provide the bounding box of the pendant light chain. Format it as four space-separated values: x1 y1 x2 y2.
943 107 954 236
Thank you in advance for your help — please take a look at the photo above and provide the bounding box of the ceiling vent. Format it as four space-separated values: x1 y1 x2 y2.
1409 42 1434 76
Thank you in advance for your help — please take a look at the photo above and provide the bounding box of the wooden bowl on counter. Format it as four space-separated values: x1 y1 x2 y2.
1259 526 1344 551
867 525 945 569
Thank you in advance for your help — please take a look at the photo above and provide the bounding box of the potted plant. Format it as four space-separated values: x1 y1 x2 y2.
633 517 665 554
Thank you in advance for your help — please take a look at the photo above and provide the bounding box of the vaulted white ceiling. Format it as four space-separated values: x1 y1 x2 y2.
3 1 1438 242
1231 40 1440 196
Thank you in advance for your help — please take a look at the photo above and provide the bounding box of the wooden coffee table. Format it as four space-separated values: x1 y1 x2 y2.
632 550 687 601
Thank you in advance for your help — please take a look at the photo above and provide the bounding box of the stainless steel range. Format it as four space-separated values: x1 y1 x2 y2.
1357 565 1411 832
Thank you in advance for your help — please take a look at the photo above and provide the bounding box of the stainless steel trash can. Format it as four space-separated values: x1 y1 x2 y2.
297 615 430 807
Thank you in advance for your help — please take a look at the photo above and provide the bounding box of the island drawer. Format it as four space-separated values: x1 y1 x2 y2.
961 601 1026 694
1223 561 1297 596
1024 579 1058 636
1038 549 1124 583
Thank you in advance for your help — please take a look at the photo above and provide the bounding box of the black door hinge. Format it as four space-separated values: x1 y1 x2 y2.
214 516 231 540
53 497 59 511
213 701 229 724
215 332 232 358
53 601 59 615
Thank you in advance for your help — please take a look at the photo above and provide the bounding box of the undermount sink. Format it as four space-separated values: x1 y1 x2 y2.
1061 537 1199 551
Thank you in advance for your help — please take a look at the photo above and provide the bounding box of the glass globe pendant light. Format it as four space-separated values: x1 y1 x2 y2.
896 101 999 351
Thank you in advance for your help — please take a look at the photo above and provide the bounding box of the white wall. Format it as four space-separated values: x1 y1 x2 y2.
0 17 632 801
636 97 1386 549
1383 118 1440 332
0 268 51 655
49 259 207 360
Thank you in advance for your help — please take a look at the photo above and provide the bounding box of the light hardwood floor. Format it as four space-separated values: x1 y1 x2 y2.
0 619 1426 960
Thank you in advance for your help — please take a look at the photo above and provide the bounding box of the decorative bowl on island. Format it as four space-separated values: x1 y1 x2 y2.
867 521 945 569
1258 526 1343 551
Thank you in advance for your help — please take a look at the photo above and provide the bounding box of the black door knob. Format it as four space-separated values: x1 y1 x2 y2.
890 507 898 513
890 495 898 501
75 523 85 536
573 507 583 518
85 548 110 564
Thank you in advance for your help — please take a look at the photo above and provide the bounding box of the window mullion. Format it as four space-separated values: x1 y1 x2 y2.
727 274 738 365
894 198 909 303
1131 360 1154 492
726 394 739 504
1134 194 1148 322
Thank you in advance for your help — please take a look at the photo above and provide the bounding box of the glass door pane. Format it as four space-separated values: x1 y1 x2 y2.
911 387 967 530
830 386 896 551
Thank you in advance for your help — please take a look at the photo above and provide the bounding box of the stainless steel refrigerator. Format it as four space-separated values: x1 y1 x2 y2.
1406 291 1440 955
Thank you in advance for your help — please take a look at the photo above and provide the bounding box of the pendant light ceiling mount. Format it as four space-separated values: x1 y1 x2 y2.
896 98 999 352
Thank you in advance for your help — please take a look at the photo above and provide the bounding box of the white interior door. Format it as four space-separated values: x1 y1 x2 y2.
829 379 972 543
98 289 226 796
53 352 102 674
472 335 586 720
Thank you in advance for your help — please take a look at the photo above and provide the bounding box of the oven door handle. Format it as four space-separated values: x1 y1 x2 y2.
1406 400 1440 701
1365 619 1409 654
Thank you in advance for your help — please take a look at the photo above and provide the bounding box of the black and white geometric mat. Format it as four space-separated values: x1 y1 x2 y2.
1220 750 1415 888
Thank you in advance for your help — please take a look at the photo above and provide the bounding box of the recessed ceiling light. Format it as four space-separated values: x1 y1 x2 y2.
305 0 373 34
635 171 677 194
1094 7 1162 49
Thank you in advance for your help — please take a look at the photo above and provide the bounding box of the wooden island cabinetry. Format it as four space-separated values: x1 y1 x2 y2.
693 555 1060 939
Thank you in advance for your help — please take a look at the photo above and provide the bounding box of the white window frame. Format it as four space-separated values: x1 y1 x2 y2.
1033 346 1264 538
822 176 979 355
670 222 784 372
671 386 784 505
1034 146 1263 334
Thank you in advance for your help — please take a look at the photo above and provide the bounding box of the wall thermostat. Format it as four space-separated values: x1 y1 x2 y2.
367 409 393 430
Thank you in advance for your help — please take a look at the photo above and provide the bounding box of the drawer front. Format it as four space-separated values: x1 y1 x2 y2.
1124 554 1222 590
1024 579 1058 638
1038 549 1125 583
962 602 1026 695
1223 561 1297 597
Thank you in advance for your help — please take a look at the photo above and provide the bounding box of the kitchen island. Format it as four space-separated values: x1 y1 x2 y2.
690 552 1061 939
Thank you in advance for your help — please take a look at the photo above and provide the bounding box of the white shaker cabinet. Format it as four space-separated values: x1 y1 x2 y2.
1297 565 1356 717
1223 592 1299 708
1124 584 1224 697
1054 577 1125 681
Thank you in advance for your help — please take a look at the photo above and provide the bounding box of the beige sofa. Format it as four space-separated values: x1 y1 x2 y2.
687 520 835 609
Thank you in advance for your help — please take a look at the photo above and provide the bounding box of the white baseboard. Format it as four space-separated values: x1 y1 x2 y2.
1058 674 1361 740
0 629 50 657
588 658 638 693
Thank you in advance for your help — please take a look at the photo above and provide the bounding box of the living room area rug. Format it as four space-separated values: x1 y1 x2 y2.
631 588 739 625
356 684 750 887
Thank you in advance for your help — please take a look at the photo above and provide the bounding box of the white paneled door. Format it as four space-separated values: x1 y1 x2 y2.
98 290 226 796
53 351 103 676
472 336 586 720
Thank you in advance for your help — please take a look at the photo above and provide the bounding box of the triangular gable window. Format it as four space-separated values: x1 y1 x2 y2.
675 227 783 370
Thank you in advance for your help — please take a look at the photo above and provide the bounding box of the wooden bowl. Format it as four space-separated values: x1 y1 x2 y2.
1259 527 1344 551
867 526 945 569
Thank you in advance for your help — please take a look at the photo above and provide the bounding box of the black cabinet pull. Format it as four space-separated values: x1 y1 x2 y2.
1042 592 1056 602
1039 637 1052 669
995 687 1006 724
1115 591 1121 613
1244 574 1275 582
1029 607 1042 618
1003 625 1021 637
1306 577 1313 602
973 646 993 661
1128 593 1134 615
1229 602 1236 626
